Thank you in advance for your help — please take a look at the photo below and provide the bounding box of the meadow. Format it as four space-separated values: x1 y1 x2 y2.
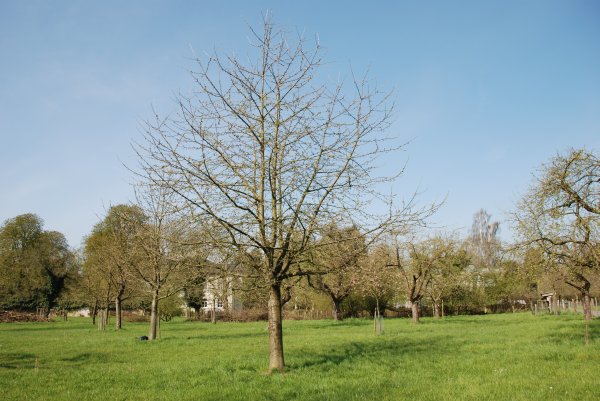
0 313 597 401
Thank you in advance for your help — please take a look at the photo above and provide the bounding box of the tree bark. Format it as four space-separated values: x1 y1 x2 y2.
432 301 440 319
115 297 122 330
411 301 420 324
91 300 98 325
583 292 592 321
149 289 159 340
332 298 342 321
268 284 285 373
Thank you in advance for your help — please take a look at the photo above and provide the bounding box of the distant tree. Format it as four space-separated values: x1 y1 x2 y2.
393 237 458 323
130 186 204 340
0 214 75 316
515 149 599 321
424 238 470 318
307 223 366 320
466 209 502 311
81 205 146 329
356 244 398 318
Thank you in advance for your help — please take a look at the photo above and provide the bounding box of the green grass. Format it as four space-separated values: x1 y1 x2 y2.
0 313 598 401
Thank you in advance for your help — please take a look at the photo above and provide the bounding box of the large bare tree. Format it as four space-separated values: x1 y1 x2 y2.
134 18 423 371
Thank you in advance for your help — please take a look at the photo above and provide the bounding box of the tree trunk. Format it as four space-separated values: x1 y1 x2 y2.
115 297 122 330
332 298 342 321
91 300 98 325
583 292 592 321
267 284 285 373
149 289 159 340
411 301 420 324
441 299 445 318
433 301 440 319
103 306 109 327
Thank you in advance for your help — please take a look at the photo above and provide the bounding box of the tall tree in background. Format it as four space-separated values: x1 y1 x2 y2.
133 17 424 371
0 214 75 316
82 205 146 329
515 149 599 321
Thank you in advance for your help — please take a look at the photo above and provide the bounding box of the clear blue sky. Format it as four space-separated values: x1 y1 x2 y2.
1 0 599 247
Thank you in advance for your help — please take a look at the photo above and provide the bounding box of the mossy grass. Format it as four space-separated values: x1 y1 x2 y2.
0 313 597 400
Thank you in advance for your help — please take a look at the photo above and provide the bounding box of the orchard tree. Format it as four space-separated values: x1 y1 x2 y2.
424 238 470 318
133 18 428 371
131 186 205 340
393 237 457 324
515 149 599 321
307 223 366 320
82 205 146 329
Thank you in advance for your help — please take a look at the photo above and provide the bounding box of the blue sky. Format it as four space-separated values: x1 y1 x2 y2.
1 1 599 247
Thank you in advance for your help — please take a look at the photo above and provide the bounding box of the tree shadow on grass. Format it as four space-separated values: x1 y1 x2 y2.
0 353 38 369
59 352 114 365
287 335 465 372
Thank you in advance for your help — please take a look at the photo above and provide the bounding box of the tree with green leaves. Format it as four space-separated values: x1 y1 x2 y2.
82 205 146 329
0 214 75 316
515 148 599 322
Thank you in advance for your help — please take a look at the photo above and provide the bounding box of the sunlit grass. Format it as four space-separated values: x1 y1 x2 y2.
0 313 597 400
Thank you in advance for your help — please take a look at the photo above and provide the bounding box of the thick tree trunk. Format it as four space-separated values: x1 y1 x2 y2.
268 284 285 373
149 290 159 340
332 299 342 321
411 301 420 324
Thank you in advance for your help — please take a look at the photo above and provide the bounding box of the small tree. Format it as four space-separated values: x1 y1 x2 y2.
307 223 366 320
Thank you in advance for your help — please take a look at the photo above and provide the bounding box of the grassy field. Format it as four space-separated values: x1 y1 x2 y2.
0 313 598 401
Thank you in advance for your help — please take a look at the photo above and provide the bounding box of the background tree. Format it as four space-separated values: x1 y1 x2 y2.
130 186 204 340
133 18 425 371
356 244 398 318
0 214 75 316
515 148 599 321
424 238 470 318
307 223 366 320
393 237 456 324
465 209 502 312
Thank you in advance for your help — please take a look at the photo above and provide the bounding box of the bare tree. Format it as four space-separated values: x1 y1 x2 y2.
515 149 599 322
133 16 433 371
131 186 204 340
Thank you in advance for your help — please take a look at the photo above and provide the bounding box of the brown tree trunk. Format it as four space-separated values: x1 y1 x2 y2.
433 301 440 319
411 301 420 324
91 300 98 325
268 284 285 373
583 292 592 321
149 289 159 340
103 306 109 327
332 298 342 321
115 297 122 330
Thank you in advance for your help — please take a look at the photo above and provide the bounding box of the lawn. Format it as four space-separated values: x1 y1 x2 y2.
0 313 597 401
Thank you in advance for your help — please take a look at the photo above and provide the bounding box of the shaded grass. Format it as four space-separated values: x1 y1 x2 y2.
0 313 597 400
